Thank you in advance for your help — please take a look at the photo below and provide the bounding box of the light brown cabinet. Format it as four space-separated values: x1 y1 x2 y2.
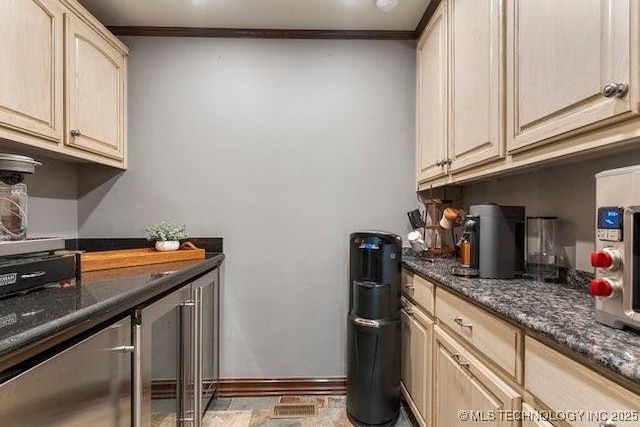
416 0 505 188
401 268 640 427
401 298 433 427
525 337 640 427
416 0 448 184
433 326 521 427
0 0 128 169
506 0 639 153
435 288 521 379
417 0 640 188
521 403 554 427
66 12 126 161
448 0 504 173
0 0 64 143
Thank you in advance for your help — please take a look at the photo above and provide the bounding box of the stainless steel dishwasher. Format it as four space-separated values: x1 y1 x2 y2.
0 317 132 427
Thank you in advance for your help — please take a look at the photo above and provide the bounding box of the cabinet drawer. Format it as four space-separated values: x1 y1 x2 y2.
435 288 521 378
433 326 521 427
525 337 639 427
521 403 553 427
401 270 435 316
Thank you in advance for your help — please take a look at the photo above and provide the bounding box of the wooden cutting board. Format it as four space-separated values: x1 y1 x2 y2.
80 247 206 272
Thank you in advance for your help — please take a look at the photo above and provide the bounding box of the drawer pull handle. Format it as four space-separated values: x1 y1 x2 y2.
404 307 414 316
600 422 616 427
70 129 82 137
454 317 473 329
452 353 470 368
403 284 415 291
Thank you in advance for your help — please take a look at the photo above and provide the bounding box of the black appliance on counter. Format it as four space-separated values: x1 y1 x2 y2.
0 238 76 298
347 231 401 427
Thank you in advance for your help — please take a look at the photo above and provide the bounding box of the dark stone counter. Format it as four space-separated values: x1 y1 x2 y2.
402 254 640 388
0 253 224 371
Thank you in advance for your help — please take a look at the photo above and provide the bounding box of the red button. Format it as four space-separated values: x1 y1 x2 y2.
590 251 613 268
590 279 613 297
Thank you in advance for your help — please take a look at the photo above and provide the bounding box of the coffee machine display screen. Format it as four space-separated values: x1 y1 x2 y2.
598 207 624 230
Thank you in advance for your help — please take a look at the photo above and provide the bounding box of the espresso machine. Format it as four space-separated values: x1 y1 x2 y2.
453 204 525 279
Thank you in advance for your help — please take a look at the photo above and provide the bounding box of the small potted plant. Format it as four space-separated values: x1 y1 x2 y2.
145 222 189 251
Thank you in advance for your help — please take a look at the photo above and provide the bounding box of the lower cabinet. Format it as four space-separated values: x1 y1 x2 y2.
433 326 521 427
525 337 640 427
521 403 554 427
401 298 433 427
0 267 220 427
401 268 640 427
0 316 132 427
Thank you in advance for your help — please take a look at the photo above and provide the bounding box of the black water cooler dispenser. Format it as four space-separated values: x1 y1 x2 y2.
347 232 401 427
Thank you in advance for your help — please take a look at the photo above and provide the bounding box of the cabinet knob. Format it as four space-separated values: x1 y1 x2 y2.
602 83 628 98
435 159 443 166
445 158 452 165
70 129 82 137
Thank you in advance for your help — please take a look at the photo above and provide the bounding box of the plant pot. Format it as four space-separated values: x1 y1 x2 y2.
155 240 180 252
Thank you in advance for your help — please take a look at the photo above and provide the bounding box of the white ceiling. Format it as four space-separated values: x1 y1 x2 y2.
77 0 430 31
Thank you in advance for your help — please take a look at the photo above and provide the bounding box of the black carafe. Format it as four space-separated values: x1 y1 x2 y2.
347 232 401 427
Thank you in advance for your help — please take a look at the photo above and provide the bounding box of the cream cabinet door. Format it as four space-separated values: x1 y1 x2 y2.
66 13 125 160
433 327 521 427
507 0 639 152
521 403 554 427
448 0 504 173
0 0 64 142
416 0 448 183
401 301 433 427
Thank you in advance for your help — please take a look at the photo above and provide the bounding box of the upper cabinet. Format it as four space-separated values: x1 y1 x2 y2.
0 0 128 169
416 0 505 188
66 13 126 161
506 0 639 152
417 0 640 189
0 0 64 143
416 1 448 184
448 0 504 172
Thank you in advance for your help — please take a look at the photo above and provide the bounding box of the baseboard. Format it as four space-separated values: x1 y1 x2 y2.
217 377 347 397
152 379 217 400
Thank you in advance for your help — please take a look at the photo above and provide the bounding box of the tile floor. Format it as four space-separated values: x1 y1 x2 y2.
202 395 416 427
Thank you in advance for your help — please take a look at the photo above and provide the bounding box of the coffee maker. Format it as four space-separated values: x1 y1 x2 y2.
453 204 525 279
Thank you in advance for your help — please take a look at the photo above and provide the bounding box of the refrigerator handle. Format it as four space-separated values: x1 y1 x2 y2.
194 286 203 427
132 320 142 427
179 300 196 425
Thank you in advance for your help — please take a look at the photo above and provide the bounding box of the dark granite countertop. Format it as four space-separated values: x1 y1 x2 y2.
402 254 640 389
0 253 224 371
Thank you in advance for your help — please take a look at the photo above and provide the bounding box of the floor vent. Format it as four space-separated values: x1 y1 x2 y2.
271 403 317 418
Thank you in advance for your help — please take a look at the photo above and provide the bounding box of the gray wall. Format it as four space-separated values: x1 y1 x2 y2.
77 37 417 378
460 149 640 272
